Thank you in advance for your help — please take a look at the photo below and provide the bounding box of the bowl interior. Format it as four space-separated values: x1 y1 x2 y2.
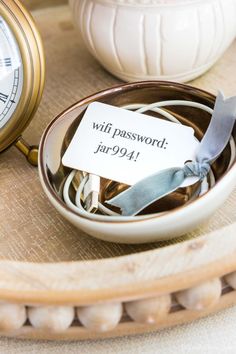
41 82 235 221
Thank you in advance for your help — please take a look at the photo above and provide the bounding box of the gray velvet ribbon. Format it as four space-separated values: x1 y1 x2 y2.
107 92 236 216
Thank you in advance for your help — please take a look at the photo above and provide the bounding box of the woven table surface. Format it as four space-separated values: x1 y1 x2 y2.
0 2 236 352
1 4 236 263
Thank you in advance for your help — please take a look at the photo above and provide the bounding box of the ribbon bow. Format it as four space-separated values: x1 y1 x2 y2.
107 92 236 216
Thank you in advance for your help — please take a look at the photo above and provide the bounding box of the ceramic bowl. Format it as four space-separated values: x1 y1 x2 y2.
69 0 236 82
38 81 236 243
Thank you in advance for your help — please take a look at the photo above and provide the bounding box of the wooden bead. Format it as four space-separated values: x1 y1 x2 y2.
175 278 222 311
77 303 122 332
0 303 26 331
225 271 236 289
125 294 171 324
28 306 74 332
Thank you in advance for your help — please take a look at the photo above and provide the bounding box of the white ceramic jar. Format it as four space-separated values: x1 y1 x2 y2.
69 0 236 82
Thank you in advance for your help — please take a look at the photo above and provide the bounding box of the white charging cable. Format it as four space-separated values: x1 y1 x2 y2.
63 100 236 220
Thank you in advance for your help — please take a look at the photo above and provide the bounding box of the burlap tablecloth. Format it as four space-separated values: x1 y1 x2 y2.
1 3 236 353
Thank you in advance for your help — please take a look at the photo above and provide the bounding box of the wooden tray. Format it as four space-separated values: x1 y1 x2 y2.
0 0 236 341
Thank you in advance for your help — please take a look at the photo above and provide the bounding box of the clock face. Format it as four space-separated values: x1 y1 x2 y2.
0 15 23 129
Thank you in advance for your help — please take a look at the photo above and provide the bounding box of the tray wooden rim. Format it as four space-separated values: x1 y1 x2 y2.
3 289 236 341
0 223 235 305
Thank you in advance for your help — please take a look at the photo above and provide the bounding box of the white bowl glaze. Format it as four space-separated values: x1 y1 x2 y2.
38 81 236 244
69 0 236 82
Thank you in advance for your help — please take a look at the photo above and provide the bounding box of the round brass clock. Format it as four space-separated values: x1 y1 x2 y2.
0 0 45 165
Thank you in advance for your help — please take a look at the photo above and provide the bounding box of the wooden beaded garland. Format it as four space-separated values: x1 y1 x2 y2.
125 294 171 324
28 306 75 332
175 278 222 311
76 303 123 332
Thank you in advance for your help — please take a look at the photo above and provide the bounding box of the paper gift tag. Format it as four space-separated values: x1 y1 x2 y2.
62 102 199 186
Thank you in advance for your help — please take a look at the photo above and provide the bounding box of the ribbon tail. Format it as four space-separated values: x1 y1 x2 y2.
197 91 236 164
106 167 185 216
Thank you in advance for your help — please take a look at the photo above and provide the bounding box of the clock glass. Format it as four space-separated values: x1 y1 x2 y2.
0 15 23 129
